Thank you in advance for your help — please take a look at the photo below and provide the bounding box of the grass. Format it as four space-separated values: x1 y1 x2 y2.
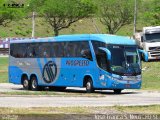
0 17 150 38
0 57 160 90
0 105 159 115
0 91 105 97
115 105 160 114
0 18 100 38
0 105 159 120
142 61 160 90
0 57 8 83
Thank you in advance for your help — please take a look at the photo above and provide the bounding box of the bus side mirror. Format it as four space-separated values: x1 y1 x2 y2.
138 49 148 62
98 47 111 61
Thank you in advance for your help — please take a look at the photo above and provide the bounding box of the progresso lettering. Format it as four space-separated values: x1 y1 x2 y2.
66 60 89 66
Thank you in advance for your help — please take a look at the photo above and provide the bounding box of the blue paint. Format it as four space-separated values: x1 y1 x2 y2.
9 34 142 91
37 58 43 73
10 34 136 45
9 66 23 84
138 49 148 61
99 47 111 60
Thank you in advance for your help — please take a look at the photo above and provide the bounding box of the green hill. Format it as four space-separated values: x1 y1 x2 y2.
0 17 149 38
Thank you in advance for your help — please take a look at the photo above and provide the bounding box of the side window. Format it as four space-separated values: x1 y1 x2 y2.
44 41 92 59
18 43 27 58
92 41 106 55
39 43 51 58
80 41 92 60
27 43 39 58
65 42 79 57
96 49 108 70
65 42 74 57
52 42 65 57
10 43 16 57
10 43 27 58
92 41 108 70
58 42 65 57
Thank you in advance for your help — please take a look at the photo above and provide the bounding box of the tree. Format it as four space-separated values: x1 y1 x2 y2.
26 0 45 14
142 0 160 25
98 0 134 34
38 0 96 36
0 0 25 26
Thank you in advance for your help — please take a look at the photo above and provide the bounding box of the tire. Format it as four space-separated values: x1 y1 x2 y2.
85 79 94 93
22 76 30 90
31 76 39 91
113 89 122 94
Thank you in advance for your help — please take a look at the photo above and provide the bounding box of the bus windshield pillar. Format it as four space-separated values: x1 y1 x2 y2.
98 47 111 61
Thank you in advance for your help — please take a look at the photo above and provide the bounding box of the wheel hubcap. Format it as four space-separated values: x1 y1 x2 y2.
32 80 37 89
23 80 28 88
86 82 91 90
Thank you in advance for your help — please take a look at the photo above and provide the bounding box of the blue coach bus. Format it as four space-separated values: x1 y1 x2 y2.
9 34 148 94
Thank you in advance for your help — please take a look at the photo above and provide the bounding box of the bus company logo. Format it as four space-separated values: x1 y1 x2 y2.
66 60 89 66
42 61 57 83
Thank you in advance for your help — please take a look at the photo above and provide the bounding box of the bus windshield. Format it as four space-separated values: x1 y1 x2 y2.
108 45 140 75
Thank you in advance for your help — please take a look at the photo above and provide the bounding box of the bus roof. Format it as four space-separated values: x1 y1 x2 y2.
10 34 136 45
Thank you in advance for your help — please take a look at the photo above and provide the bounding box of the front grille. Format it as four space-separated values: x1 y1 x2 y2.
151 55 160 57
150 51 160 54
149 47 160 51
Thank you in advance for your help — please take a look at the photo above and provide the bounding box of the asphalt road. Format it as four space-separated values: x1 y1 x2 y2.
0 83 160 107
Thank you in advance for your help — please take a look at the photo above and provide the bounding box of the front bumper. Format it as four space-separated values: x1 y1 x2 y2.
98 74 142 89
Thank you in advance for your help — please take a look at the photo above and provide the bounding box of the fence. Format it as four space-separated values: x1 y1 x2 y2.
0 48 9 55
0 37 38 55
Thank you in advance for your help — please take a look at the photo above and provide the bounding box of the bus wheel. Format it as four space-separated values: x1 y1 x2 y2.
113 89 122 94
85 79 94 93
31 77 39 91
22 77 30 90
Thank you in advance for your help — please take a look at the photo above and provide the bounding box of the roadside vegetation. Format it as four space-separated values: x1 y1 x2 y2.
0 105 159 115
0 0 159 37
0 57 8 83
142 61 160 90
0 90 106 97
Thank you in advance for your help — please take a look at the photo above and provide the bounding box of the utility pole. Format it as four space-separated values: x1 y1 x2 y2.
91 18 100 33
32 11 35 38
133 0 137 35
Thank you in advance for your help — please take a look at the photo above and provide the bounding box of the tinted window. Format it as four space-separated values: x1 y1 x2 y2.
65 42 77 57
92 41 108 70
92 41 106 54
64 41 91 58
80 41 92 60
96 49 108 70
10 43 27 58
10 41 92 59
39 43 52 58
27 43 39 58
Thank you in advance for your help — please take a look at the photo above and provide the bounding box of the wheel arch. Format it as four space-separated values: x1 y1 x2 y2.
83 74 94 87
30 74 38 81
